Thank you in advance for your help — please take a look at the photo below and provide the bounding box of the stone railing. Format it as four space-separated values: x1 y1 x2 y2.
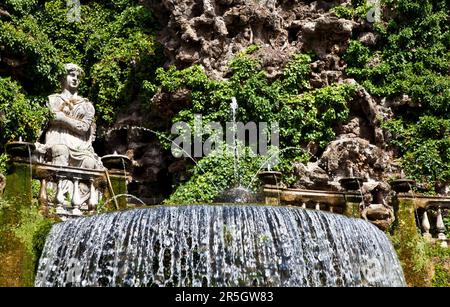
389 192 449 248
262 185 362 218
419 201 449 248
3 144 130 219
32 162 128 218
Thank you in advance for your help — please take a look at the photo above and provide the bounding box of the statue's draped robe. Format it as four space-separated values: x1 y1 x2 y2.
45 93 102 169
44 93 103 206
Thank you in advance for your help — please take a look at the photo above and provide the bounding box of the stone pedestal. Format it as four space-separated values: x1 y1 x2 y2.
0 161 35 287
343 193 362 218
3 162 32 207
104 171 128 210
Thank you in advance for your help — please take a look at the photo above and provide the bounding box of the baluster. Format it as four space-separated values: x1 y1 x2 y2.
301 202 306 209
330 205 334 213
72 179 83 216
55 178 66 215
38 178 48 214
436 207 447 247
88 179 98 211
315 202 321 211
80 180 90 211
421 210 432 240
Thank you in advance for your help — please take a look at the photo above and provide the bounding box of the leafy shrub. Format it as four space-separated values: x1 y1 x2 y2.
153 52 355 190
0 78 49 151
154 53 355 157
383 117 450 187
165 144 267 204
344 0 450 191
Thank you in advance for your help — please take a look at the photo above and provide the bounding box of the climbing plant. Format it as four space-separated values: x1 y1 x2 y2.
152 51 356 200
342 0 450 190
165 144 267 204
153 53 355 156
0 0 161 146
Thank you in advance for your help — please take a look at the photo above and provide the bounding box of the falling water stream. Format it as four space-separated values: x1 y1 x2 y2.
35 205 406 287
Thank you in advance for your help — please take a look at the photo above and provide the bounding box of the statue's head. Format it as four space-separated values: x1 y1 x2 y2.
62 63 84 93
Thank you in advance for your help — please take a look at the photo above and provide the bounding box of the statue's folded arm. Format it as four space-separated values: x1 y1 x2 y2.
49 108 93 135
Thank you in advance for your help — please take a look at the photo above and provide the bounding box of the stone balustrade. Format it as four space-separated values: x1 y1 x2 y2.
4 160 129 219
419 201 449 248
394 194 449 248
263 184 450 243
262 184 362 217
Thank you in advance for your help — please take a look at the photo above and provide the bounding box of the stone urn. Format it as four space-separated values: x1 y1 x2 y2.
5 140 35 159
339 177 365 191
101 152 132 171
389 179 415 193
258 171 282 186
361 204 395 231
214 186 257 204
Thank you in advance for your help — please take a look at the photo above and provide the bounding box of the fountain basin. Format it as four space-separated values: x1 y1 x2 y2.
258 171 282 186
5 141 35 158
101 153 131 171
214 186 257 203
35 205 406 287
339 177 365 191
389 179 415 193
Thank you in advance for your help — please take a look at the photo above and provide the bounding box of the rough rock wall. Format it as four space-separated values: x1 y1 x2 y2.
105 0 400 209
144 0 355 80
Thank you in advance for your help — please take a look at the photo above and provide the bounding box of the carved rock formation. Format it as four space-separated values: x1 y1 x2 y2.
319 136 398 181
143 0 355 80
292 161 331 190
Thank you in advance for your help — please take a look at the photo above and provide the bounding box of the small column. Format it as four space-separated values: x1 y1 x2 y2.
55 178 67 215
71 179 83 216
421 210 432 240
315 202 320 211
88 179 98 211
329 206 334 213
436 207 447 247
301 202 306 209
38 178 48 215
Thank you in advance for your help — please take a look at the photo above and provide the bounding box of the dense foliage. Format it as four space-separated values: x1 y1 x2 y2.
0 0 160 162
156 52 354 150
342 0 450 188
0 0 449 197
153 51 355 201
165 144 268 204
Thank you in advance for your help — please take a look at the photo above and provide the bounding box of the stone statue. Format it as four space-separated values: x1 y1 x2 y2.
43 63 103 169
33 63 104 215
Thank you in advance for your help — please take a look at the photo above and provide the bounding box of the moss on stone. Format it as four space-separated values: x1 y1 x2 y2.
389 197 450 287
3 162 32 207
343 201 360 218
390 198 432 286
430 246 450 287
0 198 55 287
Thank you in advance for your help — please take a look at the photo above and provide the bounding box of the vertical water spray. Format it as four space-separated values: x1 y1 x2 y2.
230 97 239 186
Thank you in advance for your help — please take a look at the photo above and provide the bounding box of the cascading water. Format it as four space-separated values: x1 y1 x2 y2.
35 205 406 287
